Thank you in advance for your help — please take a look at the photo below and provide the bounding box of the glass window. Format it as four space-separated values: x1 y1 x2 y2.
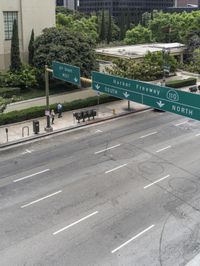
3 11 18 40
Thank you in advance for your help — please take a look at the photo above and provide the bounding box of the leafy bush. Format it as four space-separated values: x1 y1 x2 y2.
0 95 119 125
0 87 21 98
0 65 38 90
165 77 197 88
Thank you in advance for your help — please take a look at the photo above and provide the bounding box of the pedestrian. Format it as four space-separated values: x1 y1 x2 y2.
51 109 55 124
57 103 63 118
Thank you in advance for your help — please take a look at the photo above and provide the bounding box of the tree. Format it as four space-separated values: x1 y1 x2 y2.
124 24 153 44
57 13 98 42
28 29 34 65
10 19 21 72
33 27 97 78
99 9 105 42
106 51 177 81
107 10 112 44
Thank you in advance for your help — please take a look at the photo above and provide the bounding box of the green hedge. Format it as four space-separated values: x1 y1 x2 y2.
0 87 21 98
165 78 197 88
0 94 119 126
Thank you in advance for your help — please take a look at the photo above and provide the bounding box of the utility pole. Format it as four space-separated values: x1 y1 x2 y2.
45 65 53 132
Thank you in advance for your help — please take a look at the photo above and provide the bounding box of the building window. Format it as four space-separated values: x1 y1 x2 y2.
3 11 18 40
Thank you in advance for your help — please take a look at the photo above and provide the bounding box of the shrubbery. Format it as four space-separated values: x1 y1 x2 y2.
165 77 197 88
0 87 21 98
0 94 118 125
0 65 38 90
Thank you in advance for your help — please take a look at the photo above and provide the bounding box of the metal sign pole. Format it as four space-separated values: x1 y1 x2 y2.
45 65 53 132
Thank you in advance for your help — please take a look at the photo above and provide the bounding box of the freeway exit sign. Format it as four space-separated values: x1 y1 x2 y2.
52 61 80 86
92 71 200 121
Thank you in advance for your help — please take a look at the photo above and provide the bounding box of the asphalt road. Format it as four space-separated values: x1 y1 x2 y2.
1 109 200 266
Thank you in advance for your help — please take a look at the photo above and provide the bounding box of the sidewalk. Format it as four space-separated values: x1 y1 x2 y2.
0 100 149 146
5 87 96 113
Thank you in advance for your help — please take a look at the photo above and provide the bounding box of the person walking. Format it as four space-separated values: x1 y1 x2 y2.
51 109 55 124
57 103 63 118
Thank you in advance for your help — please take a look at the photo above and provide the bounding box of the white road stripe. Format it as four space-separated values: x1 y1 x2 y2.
53 211 98 235
175 120 188 126
105 163 127 174
95 130 103 133
95 144 121 154
22 149 34 155
13 169 50 183
196 133 200 137
111 224 155 254
144 175 170 189
139 132 157 139
21 190 62 208
156 146 171 153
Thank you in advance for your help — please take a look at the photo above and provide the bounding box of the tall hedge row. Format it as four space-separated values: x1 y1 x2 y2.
0 95 119 126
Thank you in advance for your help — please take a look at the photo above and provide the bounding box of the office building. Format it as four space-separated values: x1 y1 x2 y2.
0 0 55 70
78 0 174 21
56 0 77 10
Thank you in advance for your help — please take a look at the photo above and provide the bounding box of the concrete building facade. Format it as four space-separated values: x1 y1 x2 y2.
0 0 56 70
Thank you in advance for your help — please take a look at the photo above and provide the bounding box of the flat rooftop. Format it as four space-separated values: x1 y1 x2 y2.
96 43 186 59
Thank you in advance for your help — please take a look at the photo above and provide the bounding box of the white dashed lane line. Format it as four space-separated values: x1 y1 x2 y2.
144 175 170 189
105 164 128 174
139 132 157 139
111 224 155 254
175 120 188 126
53 211 98 235
13 169 50 183
95 144 121 154
156 146 171 153
21 190 62 208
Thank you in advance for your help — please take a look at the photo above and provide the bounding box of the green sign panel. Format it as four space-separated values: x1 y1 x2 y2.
52 61 80 86
92 71 200 121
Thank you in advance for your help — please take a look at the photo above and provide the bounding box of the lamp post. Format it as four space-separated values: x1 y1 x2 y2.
162 48 170 86
45 65 53 132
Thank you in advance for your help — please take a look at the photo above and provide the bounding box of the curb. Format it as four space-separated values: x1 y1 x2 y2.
0 107 150 149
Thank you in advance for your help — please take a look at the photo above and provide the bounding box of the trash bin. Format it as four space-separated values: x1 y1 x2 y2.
33 120 40 134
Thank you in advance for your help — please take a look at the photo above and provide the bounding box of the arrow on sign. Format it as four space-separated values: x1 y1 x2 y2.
74 77 78 83
123 92 130 98
95 84 100 90
156 100 165 108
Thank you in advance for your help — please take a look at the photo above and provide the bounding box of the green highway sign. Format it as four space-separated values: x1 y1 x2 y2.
92 71 200 121
52 61 80 86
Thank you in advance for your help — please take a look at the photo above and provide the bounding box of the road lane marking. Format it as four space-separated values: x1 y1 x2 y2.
95 144 121 154
111 224 155 254
95 130 103 133
22 149 34 155
105 163 127 174
53 211 98 235
144 175 170 189
13 169 50 183
175 120 188 126
139 132 157 139
196 133 200 137
21 190 62 208
156 146 171 153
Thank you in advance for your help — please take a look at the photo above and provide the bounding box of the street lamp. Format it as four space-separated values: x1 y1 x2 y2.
162 48 170 86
